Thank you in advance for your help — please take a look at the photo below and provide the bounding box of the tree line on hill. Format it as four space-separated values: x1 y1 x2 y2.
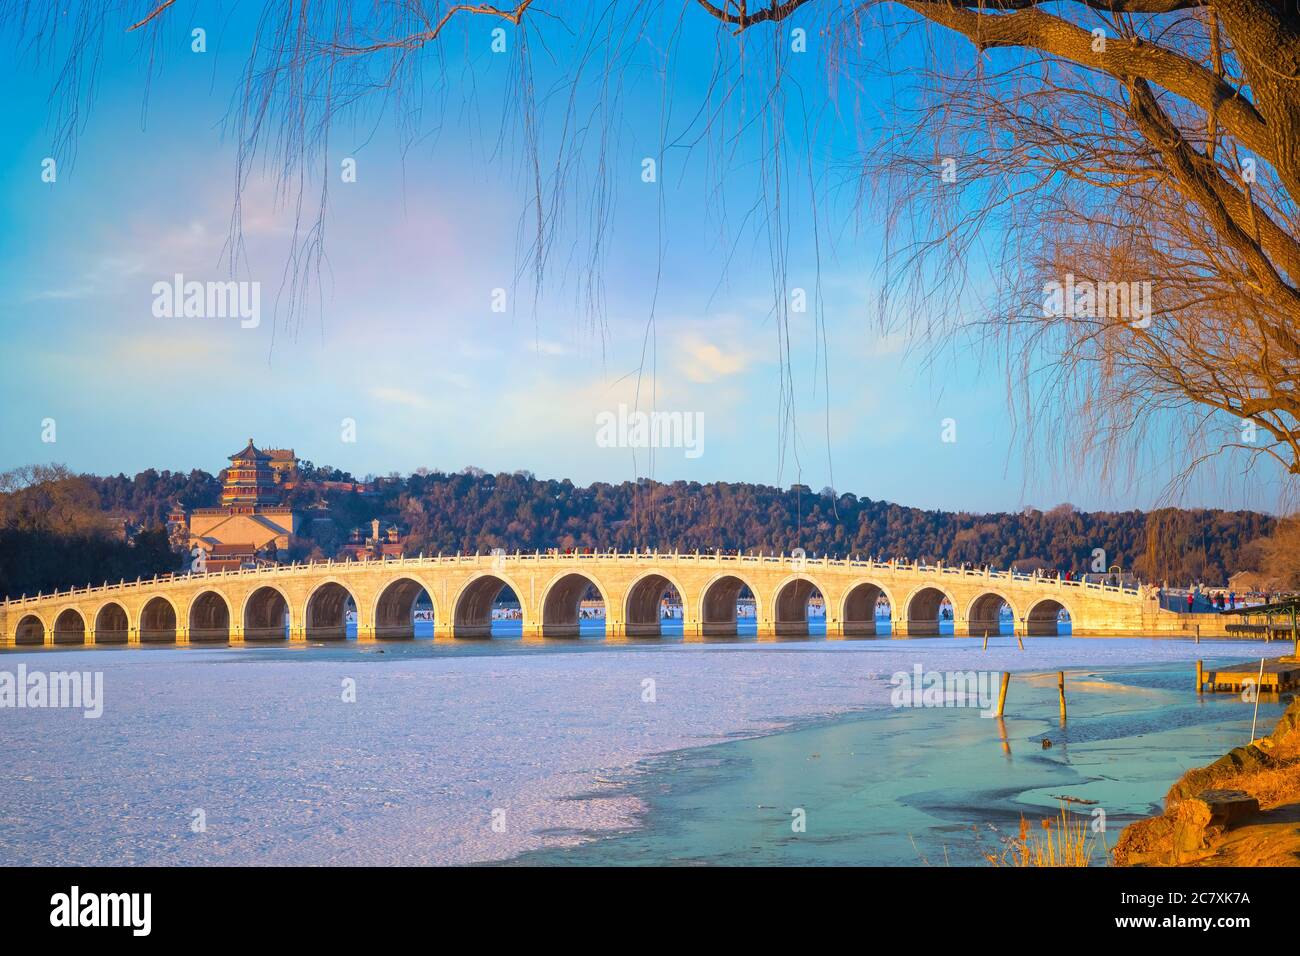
0 465 177 599
0 463 1286 598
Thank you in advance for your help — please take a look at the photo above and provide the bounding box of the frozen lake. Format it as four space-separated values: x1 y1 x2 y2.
0 636 1285 865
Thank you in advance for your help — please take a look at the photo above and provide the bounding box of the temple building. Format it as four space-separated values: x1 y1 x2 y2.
220 439 281 507
201 542 279 574
180 439 301 568
341 519 404 562
266 448 299 486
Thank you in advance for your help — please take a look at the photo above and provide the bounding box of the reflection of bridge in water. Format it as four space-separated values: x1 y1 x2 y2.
0 551 1223 647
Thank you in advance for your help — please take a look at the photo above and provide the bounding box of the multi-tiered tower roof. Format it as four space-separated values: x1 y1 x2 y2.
220 439 281 509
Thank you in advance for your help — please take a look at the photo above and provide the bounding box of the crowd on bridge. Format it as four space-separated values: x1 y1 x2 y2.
1156 586 1282 614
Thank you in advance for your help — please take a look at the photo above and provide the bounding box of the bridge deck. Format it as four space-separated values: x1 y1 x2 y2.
1 551 1146 608
0 551 1213 646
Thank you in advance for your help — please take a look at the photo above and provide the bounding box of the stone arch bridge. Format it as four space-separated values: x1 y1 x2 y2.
0 551 1218 647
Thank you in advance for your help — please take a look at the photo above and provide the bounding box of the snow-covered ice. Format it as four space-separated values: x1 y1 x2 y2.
0 637 1273 865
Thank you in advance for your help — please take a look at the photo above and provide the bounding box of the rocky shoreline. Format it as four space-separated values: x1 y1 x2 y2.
1114 695 1300 866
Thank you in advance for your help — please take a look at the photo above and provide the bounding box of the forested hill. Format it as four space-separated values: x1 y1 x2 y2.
78 465 1274 585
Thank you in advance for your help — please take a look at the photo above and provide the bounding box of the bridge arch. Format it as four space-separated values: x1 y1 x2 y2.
139 595 179 643
623 570 687 638
772 575 825 637
242 586 290 641
699 572 762 637
373 576 437 640
840 581 895 637
965 592 1019 638
903 585 956 637
93 601 129 644
452 572 529 639
1026 597 1074 636
306 579 359 640
540 571 607 638
189 590 232 643
53 608 87 645
14 613 45 645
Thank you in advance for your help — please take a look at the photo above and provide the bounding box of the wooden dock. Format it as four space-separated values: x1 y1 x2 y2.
1199 657 1300 693
1220 598 1300 649
1224 623 1298 639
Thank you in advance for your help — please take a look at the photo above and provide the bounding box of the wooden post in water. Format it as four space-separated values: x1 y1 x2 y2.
1250 657 1265 744
1196 660 1204 694
1058 671 1067 723
982 634 988 652
1016 633 1025 651
995 672 1010 717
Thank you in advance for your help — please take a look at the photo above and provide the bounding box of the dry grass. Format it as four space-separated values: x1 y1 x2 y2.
1217 761 1300 810
987 804 1101 867
1171 735 1300 810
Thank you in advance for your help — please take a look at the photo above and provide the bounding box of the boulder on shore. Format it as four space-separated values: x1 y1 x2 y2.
1165 744 1276 804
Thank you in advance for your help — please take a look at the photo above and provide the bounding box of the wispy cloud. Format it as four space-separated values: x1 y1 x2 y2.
25 255 150 303
677 332 753 383
532 339 568 356
865 331 907 357
370 386 437 410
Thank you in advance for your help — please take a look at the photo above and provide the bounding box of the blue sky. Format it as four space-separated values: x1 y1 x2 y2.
0 2 1282 514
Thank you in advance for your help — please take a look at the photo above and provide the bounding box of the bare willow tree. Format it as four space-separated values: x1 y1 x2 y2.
1256 512 1300 586
5 0 1297 505
798 0 1300 504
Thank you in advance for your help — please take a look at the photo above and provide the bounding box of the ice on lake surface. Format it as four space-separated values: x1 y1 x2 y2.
0 637 1286 865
